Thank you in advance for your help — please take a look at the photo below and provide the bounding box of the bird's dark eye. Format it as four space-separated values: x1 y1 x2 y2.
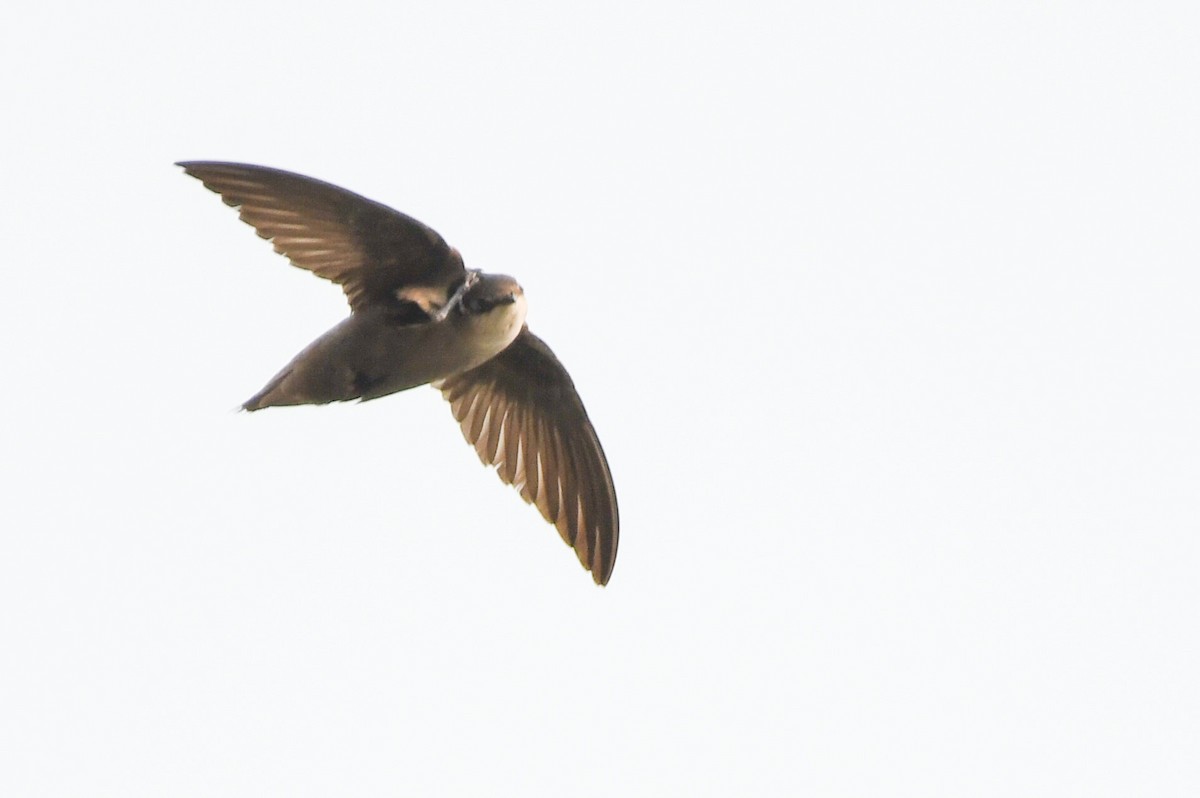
464 296 491 314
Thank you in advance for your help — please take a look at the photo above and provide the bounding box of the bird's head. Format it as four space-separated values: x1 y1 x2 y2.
453 271 527 351
460 272 525 316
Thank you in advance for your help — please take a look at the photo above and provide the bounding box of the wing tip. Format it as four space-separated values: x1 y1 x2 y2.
175 160 257 179
587 532 618 586
591 550 617 585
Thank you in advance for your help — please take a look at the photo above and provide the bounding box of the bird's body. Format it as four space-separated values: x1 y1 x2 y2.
179 161 618 584
244 281 528 409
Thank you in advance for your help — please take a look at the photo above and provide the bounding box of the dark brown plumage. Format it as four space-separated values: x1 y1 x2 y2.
179 161 619 584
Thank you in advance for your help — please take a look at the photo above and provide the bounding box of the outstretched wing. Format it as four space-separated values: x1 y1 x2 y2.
435 328 620 585
178 161 464 312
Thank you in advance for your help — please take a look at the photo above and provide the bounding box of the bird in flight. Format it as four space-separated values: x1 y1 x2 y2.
178 162 619 585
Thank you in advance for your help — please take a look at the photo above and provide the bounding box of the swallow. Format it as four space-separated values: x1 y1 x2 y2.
178 162 619 585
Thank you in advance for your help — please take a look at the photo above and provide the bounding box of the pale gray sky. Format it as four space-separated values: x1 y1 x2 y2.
2 2 1198 795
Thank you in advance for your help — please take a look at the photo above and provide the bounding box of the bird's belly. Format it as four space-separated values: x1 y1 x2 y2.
338 318 476 398
248 301 526 409
336 302 524 400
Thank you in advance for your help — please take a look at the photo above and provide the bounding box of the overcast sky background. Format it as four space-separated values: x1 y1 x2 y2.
2 2 1197 795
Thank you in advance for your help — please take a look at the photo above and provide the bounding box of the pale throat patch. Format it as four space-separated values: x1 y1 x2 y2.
480 293 527 348
463 292 527 360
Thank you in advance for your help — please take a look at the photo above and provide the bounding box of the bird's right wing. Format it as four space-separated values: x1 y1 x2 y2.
435 327 620 585
177 161 465 312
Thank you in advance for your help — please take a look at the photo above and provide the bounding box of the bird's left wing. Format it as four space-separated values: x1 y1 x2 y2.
177 161 465 313
435 328 619 585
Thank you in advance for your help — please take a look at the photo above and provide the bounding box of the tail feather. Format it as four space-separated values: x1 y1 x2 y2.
242 368 294 411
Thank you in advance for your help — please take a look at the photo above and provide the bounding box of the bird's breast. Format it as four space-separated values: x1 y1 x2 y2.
458 293 528 365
